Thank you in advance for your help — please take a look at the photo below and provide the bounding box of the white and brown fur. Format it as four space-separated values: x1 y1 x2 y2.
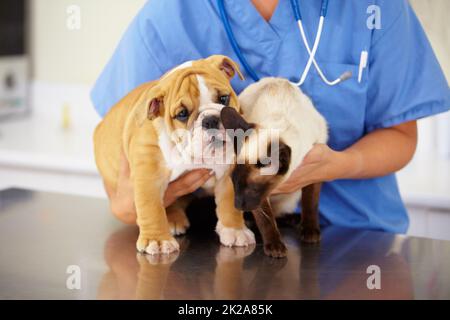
94 56 256 256
221 77 328 257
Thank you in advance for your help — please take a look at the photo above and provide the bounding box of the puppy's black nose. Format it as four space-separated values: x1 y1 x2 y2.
202 116 220 130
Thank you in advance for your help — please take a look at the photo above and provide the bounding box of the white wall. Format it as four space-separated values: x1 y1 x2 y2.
410 0 450 82
409 0 450 161
31 0 146 86
30 0 449 86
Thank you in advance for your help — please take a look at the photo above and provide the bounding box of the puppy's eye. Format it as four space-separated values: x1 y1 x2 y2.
219 95 230 106
256 158 271 168
176 107 189 122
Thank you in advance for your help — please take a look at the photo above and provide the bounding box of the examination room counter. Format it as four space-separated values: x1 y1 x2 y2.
0 188 449 300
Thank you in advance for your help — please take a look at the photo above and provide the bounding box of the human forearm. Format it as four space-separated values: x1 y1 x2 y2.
337 120 418 180
272 120 418 195
163 169 213 207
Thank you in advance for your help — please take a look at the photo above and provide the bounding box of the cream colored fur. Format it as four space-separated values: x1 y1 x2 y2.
238 77 328 216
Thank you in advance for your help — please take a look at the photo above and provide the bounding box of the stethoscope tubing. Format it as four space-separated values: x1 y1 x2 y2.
217 0 260 81
218 0 351 86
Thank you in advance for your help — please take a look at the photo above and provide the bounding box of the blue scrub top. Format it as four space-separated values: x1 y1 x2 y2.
91 0 450 233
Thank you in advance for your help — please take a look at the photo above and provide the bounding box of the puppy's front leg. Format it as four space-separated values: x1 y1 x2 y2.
214 175 255 247
131 145 179 255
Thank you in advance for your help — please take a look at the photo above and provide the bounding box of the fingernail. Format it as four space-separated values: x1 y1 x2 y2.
209 170 215 176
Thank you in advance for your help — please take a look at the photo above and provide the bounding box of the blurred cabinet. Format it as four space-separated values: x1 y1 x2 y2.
0 82 104 198
0 0 29 118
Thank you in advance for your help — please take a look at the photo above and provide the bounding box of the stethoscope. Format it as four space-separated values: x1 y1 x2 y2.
217 0 352 86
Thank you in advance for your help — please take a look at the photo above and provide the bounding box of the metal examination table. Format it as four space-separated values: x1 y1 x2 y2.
0 188 449 299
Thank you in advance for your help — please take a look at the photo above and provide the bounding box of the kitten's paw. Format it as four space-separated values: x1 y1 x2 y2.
264 240 287 258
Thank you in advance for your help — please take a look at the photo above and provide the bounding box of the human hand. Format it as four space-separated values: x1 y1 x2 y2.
163 169 214 207
271 144 350 195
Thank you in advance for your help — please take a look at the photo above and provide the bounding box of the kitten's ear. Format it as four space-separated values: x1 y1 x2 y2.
134 88 165 126
207 55 244 80
220 106 255 154
220 106 254 132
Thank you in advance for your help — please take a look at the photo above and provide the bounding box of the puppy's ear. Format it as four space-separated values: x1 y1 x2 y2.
134 95 164 127
207 55 244 80
220 106 254 132
277 142 292 175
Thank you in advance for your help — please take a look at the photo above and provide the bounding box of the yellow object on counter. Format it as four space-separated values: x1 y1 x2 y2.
62 103 71 130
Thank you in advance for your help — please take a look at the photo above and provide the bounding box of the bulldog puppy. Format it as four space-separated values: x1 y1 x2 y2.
94 55 256 255
220 77 328 257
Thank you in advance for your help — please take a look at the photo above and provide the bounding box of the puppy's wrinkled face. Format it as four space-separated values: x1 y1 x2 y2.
188 103 231 164
221 107 292 211
164 71 237 132
151 56 242 164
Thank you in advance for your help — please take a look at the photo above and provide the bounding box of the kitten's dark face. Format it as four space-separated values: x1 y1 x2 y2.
220 107 292 211
230 142 291 211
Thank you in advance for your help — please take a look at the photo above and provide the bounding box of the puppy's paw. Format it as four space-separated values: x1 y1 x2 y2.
136 236 180 255
264 240 287 258
215 221 256 247
167 210 190 236
300 226 321 244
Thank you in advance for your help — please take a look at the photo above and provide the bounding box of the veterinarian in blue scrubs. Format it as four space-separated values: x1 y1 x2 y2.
91 0 450 234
